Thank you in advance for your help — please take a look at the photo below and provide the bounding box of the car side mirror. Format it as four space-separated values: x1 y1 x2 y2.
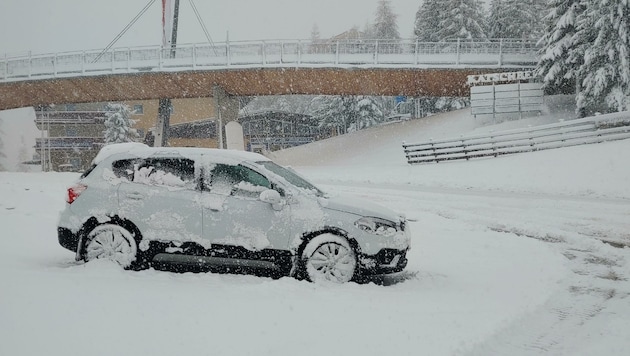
260 189 284 210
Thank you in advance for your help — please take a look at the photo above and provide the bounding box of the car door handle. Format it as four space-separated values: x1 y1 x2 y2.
125 192 144 200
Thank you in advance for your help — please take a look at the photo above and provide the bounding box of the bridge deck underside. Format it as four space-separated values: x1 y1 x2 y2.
0 67 513 110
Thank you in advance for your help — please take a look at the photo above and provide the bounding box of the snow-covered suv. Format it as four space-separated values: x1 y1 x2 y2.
57 143 410 283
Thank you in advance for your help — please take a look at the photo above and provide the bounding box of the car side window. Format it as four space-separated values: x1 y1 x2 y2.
112 158 195 188
206 164 271 197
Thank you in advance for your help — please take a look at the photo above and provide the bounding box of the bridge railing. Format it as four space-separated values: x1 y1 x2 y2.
0 38 539 82
402 111 630 164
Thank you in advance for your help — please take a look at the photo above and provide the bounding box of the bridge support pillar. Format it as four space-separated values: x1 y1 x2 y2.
154 98 171 147
213 85 239 149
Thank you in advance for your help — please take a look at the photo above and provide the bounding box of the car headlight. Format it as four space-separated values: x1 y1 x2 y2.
354 217 399 237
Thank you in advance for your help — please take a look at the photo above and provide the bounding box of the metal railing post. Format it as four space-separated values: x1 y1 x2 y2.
127 48 131 72
53 54 57 77
159 47 163 70
499 39 503 67
456 38 460 65
192 44 197 68
227 38 231 66
3 53 7 80
262 41 266 65
414 39 419 65
297 40 301 65
28 52 32 78
111 49 115 72
335 41 340 64
81 51 85 74
374 40 379 64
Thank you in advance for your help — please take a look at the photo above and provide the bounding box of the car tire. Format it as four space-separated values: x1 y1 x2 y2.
84 224 139 269
301 234 357 283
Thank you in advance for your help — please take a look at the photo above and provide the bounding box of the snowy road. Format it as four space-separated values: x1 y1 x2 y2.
320 181 630 355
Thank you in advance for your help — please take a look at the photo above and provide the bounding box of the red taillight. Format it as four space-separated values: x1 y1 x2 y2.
67 184 87 204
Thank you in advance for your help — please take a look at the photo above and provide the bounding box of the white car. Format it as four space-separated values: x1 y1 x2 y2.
57 143 410 283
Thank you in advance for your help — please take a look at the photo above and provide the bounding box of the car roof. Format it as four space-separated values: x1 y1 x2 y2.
93 143 270 166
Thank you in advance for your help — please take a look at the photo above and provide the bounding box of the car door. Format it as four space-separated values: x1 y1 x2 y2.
200 163 292 254
115 157 203 246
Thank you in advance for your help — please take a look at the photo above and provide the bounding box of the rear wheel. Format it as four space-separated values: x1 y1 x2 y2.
84 224 138 269
302 234 357 283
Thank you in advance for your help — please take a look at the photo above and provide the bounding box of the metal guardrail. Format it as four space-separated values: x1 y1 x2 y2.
403 111 630 164
0 38 539 82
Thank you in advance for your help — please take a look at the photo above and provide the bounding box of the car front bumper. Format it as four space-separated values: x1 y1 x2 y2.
358 248 408 275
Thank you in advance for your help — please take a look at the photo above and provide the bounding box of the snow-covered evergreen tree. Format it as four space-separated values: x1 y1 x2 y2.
489 0 546 39
311 96 355 135
575 0 630 115
103 103 138 144
537 0 585 94
437 0 487 40
310 23 320 42
310 96 385 134
355 97 384 130
488 0 510 38
414 0 443 42
373 0 400 39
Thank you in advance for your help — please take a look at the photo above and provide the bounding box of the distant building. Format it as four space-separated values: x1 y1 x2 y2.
239 110 321 152
35 98 217 172
34 100 325 171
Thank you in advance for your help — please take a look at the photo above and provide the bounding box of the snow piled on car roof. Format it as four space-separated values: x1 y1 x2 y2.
92 143 270 166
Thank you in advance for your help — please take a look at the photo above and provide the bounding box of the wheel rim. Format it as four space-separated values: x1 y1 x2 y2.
306 242 356 283
85 225 137 268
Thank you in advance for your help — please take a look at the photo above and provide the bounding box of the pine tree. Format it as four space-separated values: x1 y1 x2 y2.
437 0 488 40
489 0 546 39
311 96 385 133
311 96 354 135
414 0 443 42
488 0 510 38
537 0 585 94
373 0 400 40
356 97 384 130
575 0 630 115
310 23 320 42
103 103 138 144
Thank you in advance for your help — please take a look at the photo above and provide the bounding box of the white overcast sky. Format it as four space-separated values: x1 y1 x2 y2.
0 0 430 56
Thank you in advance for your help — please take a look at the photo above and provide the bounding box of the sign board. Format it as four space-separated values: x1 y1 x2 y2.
470 82 543 118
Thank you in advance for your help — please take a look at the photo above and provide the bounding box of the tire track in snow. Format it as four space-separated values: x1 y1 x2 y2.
321 183 630 355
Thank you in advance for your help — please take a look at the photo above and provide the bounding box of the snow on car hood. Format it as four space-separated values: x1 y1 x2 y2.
320 194 402 222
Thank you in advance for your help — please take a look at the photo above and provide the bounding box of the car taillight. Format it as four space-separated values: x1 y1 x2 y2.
67 184 87 204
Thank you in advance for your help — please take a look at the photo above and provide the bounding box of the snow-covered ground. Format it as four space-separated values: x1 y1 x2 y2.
1 105 629 355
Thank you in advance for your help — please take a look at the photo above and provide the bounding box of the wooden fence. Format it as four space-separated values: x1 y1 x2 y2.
403 111 630 164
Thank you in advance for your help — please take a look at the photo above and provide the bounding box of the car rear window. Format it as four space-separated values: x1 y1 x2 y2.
112 158 196 188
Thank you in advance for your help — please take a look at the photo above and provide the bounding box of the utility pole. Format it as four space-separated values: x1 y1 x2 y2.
154 0 180 147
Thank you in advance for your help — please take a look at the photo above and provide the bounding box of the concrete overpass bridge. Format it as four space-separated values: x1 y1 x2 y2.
0 38 538 111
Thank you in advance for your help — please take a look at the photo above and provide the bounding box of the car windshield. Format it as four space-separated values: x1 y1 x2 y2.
257 161 324 197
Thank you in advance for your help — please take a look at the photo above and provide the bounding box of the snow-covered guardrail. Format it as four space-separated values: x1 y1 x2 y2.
0 38 538 82
403 111 630 164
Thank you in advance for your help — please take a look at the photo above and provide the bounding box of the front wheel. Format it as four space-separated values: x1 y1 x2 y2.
84 224 138 269
302 234 357 283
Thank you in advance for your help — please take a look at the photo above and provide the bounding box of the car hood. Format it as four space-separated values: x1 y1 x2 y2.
320 194 403 222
